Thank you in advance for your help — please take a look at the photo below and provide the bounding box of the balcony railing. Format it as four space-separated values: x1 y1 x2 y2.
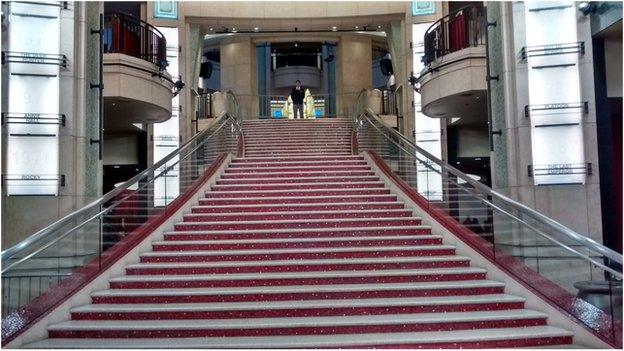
103 12 167 69
422 6 486 65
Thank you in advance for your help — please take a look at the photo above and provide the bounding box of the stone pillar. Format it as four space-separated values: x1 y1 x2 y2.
335 35 372 117
486 2 510 190
178 22 202 143
176 19 189 143
487 1 603 244
386 19 415 140
220 37 258 119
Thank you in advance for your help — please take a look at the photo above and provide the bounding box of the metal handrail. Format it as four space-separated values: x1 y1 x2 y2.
225 90 242 121
357 108 623 269
2 113 236 274
1 111 235 266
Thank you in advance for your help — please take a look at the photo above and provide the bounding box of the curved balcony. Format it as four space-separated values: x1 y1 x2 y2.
273 66 321 89
103 13 173 125
418 6 488 125
104 12 167 69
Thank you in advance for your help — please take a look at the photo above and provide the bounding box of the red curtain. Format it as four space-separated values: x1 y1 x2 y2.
449 12 467 52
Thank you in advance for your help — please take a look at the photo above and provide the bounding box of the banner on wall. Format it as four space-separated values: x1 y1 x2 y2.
4 1 63 195
523 1 586 185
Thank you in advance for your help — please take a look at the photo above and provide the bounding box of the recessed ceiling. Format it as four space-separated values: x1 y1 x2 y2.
422 90 488 127
595 18 622 40
104 97 171 132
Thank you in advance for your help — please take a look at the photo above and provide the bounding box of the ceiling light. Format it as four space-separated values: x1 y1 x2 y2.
377 25 382 29
331 26 337 31
232 27 237 32
253 27 259 32
209 27 213 31
355 26 359 29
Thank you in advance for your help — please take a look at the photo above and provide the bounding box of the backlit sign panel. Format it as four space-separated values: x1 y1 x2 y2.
5 1 62 195
524 1 585 185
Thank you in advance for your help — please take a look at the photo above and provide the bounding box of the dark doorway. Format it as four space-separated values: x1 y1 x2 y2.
102 130 147 193
446 125 493 241
101 130 147 250
592 24 623 254
449 1 483 13
104 1 140 17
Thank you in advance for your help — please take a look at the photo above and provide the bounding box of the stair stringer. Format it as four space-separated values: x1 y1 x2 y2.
5 155 233 349
362 151 611 349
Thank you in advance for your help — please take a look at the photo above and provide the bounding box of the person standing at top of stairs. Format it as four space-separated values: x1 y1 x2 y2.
291 80 305 119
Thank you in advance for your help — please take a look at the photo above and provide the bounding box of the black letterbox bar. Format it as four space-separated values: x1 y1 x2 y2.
1 52 67 67
1 113 66 126
3 175 65 187
524 102 588 117
520 42 584 60
2 175 64 182
528 163 592 177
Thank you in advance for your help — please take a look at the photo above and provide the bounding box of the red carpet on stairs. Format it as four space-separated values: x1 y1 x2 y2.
25 118 574 348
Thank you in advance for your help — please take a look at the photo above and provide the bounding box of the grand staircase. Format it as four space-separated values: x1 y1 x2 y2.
24 118 575 348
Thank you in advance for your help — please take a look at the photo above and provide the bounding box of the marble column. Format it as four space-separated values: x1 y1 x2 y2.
335 34 372 117
220 37 259 120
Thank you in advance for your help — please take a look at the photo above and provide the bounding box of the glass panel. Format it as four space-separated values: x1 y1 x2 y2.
1 104 241 326
354 108 622 345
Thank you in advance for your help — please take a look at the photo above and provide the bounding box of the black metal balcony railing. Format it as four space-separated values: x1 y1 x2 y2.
422 6 487 65
103 12 167 70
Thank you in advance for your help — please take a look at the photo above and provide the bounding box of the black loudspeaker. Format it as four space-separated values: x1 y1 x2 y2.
380 58 393 76
200 61 213 79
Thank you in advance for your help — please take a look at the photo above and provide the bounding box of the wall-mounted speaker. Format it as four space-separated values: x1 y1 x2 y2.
200 61 213 79
380 58 393 76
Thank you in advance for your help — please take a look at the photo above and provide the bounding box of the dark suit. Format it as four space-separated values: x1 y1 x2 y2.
291 86 305 119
